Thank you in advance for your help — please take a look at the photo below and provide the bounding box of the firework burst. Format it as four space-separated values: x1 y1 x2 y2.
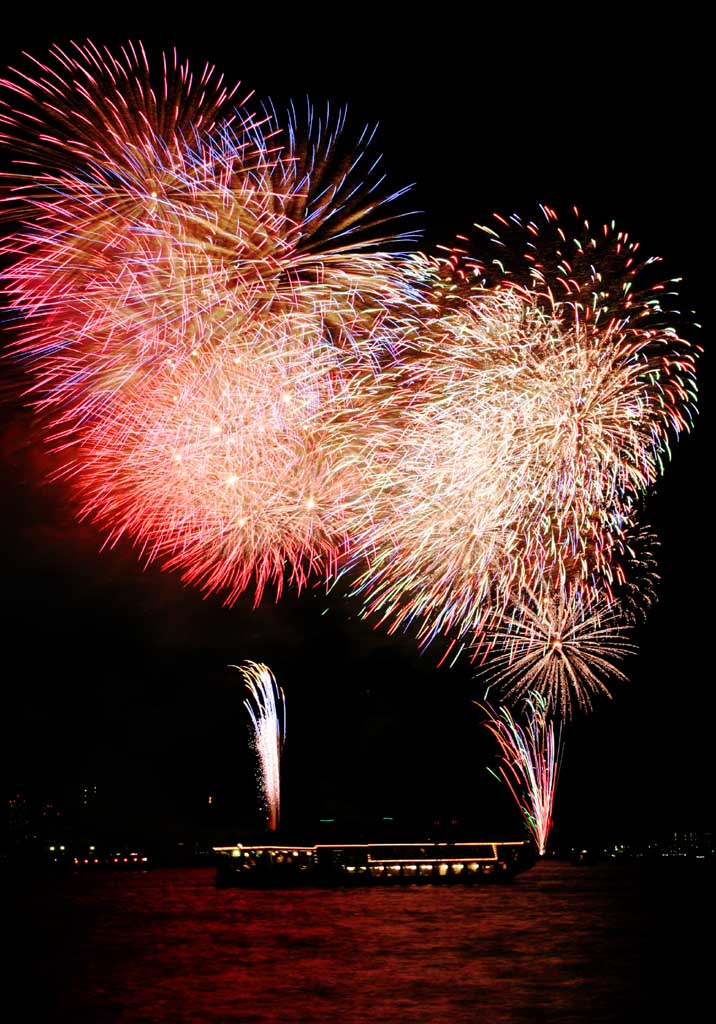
1 44 416 603
348 282 543 652
478 586 637 717
0 47 699 688
347 209 697 668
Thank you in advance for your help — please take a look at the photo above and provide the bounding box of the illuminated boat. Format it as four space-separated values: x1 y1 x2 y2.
214 840 534 887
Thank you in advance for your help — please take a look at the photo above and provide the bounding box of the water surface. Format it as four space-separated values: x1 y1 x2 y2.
7 860 707 1022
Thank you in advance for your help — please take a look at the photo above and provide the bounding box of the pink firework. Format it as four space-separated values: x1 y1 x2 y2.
479 691 563 855
1 44 416 604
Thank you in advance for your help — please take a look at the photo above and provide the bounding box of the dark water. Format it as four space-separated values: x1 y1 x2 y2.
6 860 710 1022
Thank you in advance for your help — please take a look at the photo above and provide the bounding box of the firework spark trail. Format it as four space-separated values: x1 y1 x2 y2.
69 317 396 604
0 40 252 187
346 212 698 687
478 691 563 855
49 121 417 602
232 661 286 832
0 47 274 421
449 205 699 450
347 286 543 651
346 280 640 650
1 44 418 604
477 585 638 717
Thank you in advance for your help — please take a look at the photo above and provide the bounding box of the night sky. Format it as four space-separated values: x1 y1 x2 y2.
1 12 711 849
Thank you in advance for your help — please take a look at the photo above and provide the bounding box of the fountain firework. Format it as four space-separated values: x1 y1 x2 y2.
233 661 286 832
478 691 563 855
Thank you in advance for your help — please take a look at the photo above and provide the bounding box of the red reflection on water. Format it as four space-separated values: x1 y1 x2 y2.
7 863 652 1022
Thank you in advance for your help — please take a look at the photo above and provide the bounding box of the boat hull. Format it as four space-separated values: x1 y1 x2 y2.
214 840 535 888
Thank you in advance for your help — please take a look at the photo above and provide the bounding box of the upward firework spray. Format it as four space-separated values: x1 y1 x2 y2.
233 661 286 831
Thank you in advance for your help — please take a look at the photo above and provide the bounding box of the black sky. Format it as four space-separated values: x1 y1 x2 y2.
1 11 711 847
